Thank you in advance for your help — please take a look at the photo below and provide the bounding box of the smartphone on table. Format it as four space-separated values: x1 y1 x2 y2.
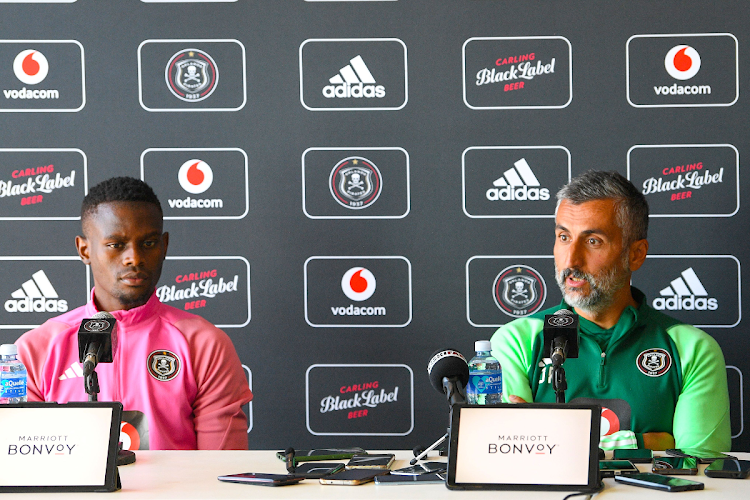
613 448 653 463
652 456 698 475
275 448 366 463
666 448 737 463
374 472 445 485
704 459 750 479
390 461 447 476
217 473 304 487
319 469 389 485
615 473 704 492
290 462 345 479
599 460 639 478
346 453 395 469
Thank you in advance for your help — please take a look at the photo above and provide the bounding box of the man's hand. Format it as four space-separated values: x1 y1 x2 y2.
508 395 528 403
642 432 675 451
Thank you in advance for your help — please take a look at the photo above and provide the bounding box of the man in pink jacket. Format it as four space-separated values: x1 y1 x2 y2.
16 177 253 450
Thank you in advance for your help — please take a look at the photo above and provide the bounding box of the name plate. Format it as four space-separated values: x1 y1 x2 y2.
0 402 122 492
447 403 600 491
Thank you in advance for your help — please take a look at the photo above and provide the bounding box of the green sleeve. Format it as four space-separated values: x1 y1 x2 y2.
667 324 732 451
490 317 544 404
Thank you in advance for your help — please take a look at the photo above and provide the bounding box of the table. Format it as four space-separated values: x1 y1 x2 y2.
3 451 749 499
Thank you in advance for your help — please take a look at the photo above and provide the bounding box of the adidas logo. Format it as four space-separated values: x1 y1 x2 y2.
486 158 550 201
322 55 386 99
58 362 83 381
652 267 718 311
4 270 68 313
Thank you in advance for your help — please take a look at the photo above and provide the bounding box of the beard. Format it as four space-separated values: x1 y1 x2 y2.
554 253 630 315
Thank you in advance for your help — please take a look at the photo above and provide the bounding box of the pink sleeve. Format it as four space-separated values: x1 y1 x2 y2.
180 319 253 450
15 322 69 402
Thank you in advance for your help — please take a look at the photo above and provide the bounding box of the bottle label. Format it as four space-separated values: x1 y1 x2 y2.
0 375 26 398
467 370 502 395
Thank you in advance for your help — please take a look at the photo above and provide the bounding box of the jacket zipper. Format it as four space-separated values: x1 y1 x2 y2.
598 351 607 389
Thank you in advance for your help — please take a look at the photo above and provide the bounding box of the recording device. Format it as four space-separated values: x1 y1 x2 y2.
217 473 304 487
275 448 366 463
614 472 704 492
652 456 698 475
598 460 639 478
78 311 118 377
704 459 750 479
427 349 469 406
666 448 737 463
542 309 579 367
319 469 389 485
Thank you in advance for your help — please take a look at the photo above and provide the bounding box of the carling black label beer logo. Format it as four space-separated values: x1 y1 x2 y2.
462 146 569 218
627 33 738 107
141 148 248 219
304 256 411 327
0 258 87 329
467 256 559 327
462 36 571 109
302 148 409 219
628 144 738 217
299 38 407 110
306 364 414 435
156 257 250 328
0 149 86 219
0 41 85 112
138 39 246 111
632 256 740 328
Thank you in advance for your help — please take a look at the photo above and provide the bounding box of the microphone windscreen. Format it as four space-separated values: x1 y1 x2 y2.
92 311 118 356
427 349 469 394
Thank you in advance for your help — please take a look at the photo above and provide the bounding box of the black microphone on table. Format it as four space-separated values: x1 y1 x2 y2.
427 349 469 406
77 311 118 377
542 309 579 367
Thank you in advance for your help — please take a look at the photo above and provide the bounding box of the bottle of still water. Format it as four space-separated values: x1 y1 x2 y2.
466 340 502 405
0 344 27 404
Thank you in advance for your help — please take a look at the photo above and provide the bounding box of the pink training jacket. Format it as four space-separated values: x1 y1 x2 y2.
16 289 253 450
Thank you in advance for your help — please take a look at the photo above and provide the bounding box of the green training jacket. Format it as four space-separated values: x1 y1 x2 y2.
490 288 731 451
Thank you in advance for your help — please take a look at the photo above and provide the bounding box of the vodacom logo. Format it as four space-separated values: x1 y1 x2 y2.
178 159 213 194
664 45 701 80
13 50 49 85
341 267 376 301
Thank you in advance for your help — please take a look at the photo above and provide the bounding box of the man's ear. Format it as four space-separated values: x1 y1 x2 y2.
628 239 649 272
75 235 90 265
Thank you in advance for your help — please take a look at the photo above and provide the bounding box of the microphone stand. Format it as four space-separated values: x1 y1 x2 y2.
411 376 465 465
83 362 100 402
550 336 568 404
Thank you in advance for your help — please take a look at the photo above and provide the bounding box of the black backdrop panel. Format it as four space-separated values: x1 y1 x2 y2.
0 1 747 451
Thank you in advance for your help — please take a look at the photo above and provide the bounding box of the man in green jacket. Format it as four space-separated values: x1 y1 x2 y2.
490 170 731 451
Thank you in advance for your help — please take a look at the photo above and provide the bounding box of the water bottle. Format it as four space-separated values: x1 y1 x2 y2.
0 344 27 404
466 340 502 405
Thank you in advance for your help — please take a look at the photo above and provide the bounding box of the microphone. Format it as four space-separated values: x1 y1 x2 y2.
78 312 118 377
427 349 469 406
542 309 579 367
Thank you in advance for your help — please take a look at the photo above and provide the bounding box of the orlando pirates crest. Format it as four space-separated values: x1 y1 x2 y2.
636 348 672 377
165 48 219 102
493 265 547 317
329 157 382 209
147 349 182 382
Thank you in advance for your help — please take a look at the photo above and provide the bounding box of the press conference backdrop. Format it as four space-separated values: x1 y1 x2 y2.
0 0 747 451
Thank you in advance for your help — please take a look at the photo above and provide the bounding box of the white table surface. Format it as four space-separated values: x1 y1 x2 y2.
2 450 749 499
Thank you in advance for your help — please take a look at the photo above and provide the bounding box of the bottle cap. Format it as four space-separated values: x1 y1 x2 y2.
0 344 18 356
475 340 492 352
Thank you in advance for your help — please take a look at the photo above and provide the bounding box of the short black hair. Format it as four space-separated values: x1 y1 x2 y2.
556 170 649 245
81 177 162 222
